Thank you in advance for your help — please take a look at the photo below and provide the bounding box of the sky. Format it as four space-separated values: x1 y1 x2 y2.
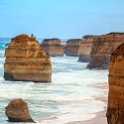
0 0 124 39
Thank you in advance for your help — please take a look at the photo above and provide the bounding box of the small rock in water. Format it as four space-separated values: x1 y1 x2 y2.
5 98 35 122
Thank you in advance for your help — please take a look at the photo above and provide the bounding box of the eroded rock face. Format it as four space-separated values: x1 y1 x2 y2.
106 43 124 124
78 36 95 62
5 98 34 122
40 38 64 56
87 33 124 69
4 34 52 82
65 39 81 56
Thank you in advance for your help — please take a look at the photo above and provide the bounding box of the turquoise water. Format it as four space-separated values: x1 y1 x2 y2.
0 42 108 124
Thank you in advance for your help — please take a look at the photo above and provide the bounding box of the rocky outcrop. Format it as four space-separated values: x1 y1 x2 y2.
78 36 95 62
87 33 124 69
65 39 81 56
106 43 124 124
40 38 64 56
5 98 34 122
4 34 52 82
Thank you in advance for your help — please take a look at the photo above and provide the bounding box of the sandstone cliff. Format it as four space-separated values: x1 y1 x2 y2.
78 36 95 62
106 43 124 124
40 38 64 56
87 33 124 69
65 39 81 56
4 34 52 82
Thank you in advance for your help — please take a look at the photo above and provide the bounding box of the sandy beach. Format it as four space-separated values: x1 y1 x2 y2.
66 110 107 124
66 96 108 124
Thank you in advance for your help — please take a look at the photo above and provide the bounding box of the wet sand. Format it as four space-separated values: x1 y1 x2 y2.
66 96 108 124
66 110 107 124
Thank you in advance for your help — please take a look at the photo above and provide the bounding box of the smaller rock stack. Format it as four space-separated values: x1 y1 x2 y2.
5 98 34 122
78 35 96 62
40 38 64 56
106 43 124 124
65 39 81 56
4 34 52 82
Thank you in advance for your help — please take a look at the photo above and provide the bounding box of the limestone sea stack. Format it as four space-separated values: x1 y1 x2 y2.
40 38 64 56
87 33 124 69
5 98 34 122
78 35 96 62
106 43 124 124
65 39 81 56
4 34 52 82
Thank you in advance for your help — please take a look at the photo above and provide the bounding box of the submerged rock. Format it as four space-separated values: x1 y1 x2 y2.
87 33 124 69
78 35 96 62
5 98 34 122
65 39 81 56
40 38 64 56
106 43 124 124
4 34 52 82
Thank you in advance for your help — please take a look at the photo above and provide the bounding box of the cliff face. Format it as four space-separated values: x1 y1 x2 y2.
65 39 81 56
87 33 124 69
106 43 124 124
40 38 64 56
78 36 95 62
4 34 52 82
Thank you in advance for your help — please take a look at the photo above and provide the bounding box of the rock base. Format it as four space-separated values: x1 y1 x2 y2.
87 56 110 69
106 107 124 124
78 55 90 62
8 117 34 122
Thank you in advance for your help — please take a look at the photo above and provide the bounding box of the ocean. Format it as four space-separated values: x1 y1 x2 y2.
0 41 108 124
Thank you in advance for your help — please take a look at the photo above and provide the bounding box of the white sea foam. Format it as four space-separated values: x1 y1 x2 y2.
41 100 105 124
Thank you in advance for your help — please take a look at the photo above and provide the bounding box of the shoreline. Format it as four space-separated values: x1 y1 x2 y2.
66 96 108 124
66 110 107 124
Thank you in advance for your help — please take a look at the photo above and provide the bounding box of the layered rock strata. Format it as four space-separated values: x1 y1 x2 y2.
4 34 52 82
87 33 124 69
65 39 81 56
106 43 124 124
5 98 34 122
40 38 64 56
78 36 95 62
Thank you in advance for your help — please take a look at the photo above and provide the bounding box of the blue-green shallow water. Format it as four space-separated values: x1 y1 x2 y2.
0 42 108 124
